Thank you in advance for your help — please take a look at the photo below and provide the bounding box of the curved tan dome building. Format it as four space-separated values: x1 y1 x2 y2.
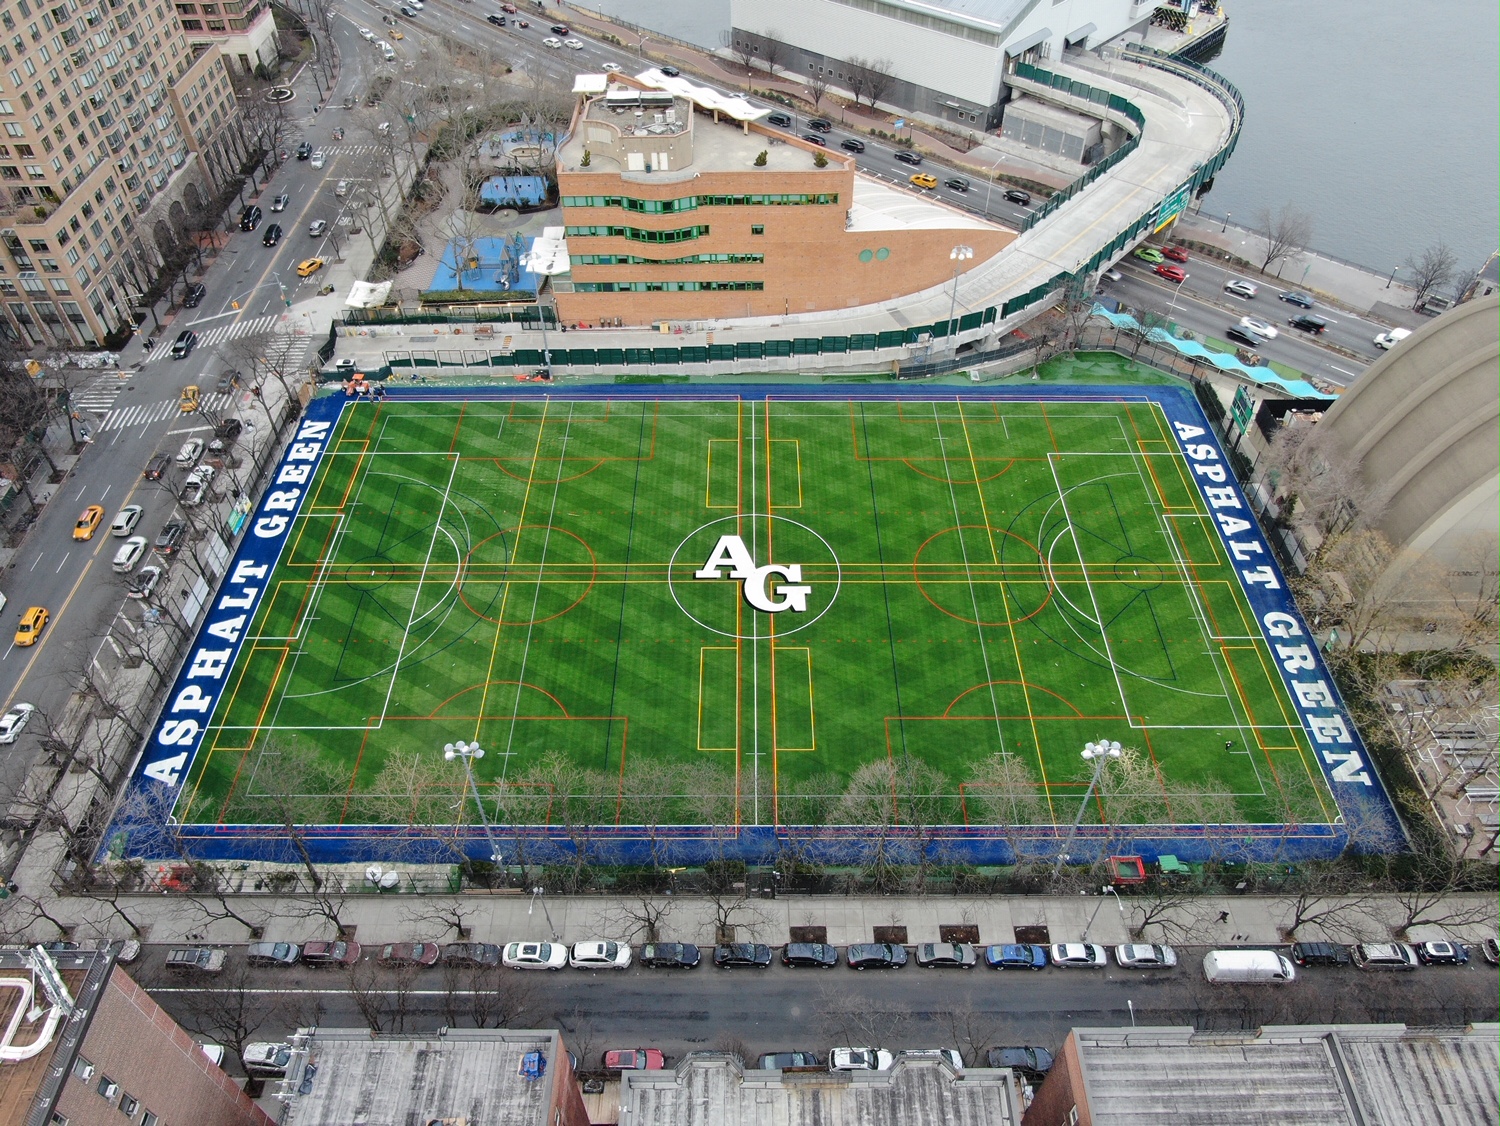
1318 294 1498 592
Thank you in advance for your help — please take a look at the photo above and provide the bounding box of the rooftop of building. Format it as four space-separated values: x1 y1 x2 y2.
278 1028 566 1126
1069 1024 1500 1126
620 1052 1021 1125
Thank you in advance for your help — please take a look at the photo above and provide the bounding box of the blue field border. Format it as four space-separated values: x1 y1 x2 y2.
104 384 1403 866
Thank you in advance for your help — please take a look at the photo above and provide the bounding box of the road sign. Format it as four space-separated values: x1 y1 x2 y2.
1153 184 1192 233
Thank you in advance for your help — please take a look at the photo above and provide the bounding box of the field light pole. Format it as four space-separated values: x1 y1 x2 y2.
443 740 503 867
947 245 974 360
1054 740 1122 874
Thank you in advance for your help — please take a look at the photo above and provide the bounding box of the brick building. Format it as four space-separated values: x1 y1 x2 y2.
0 0 250 348
553 73 1013 327
0 945 272 1126
172 0 276 78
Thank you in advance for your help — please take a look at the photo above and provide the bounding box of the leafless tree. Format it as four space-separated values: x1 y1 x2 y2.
179 962 289 1074
345 959 395 1033
806 71 830 112
1252 203 1314 273
864 59 898 109
833 757 948 891
843 57 870 106
1274 878 1380 941
725 33 758 86
1058 272 1097 352
1128 309 1169 361
602 895 676 945
814 978 911 1047
1263 426 1386 551
945 999 1005 1065
713 1032 752 1066
1404 242 1457 309
1124 890 1214 942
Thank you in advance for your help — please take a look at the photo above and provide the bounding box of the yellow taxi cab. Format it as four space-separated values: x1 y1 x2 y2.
14 605 48 646
909 173 939 190
179 384 200 413
297 257 326 277
390 29 404 39
72 504 104 540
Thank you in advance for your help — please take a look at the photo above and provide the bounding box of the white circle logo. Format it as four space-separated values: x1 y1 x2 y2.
668 514 841 640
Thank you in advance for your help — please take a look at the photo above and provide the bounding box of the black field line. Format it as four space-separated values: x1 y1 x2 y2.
858 403 912 767
930 402 1008 756
600 403 652 773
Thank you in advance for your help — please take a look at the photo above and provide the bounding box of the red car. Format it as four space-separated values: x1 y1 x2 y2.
603 1049 666 1071
379 942 440 966
1154 263 1186 283
300 940 362 967
1162 245 1190 262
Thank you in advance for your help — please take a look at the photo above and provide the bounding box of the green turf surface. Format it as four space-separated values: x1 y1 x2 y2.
180 398 1337 831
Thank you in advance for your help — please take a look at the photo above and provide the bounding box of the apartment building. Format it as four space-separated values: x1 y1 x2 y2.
0 0 249 348
174 0 275 77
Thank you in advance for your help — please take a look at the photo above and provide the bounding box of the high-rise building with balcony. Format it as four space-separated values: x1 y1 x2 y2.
0 0 251 348
174 0 275 77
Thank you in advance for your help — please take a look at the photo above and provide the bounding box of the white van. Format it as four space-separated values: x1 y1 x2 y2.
1373 327 1411 350
1201 949 1296 984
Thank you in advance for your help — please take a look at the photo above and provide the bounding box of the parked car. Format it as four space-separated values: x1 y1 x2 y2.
915 942 976 969
165 947 226 974
1002 188 1032 205
1482 938 1499 965
1133 246 1165 263
243 1042 293 1076
216 418 244 443
300 940 362 966
262 223 283 247
1226 325 1267 348
154 522 186 555
758 1052 820 1070
0 703 35 744
502 941 567 970
602 1048 665 1071
1162 245 1190 262
570 941 632 970
1224 278 1259 298
443 942 502 967
1050 943 1108 968
112 536 148 573
1114 944 1177 969
271 193 290 212
1415 940 1469 966
73 504 104 540
246 942 301 966
1154 263 1187 283
170 329 197 358
1279 290 1315 308
380 942 440 966
713 943 772 968
639 942 700 969
176 438 204 465
296 142 313 159
1289 942 1351 968
893 149 922 166
126 566 163 600
1239 315 1279 339
13 606 48 647
828 1047 892 1072
985 1046 1054 1078
199 1041 226 1066
182 282 207 307
782 942 839 968
846 943 907 970
840 138 866 153
1351 942 1419 970
901 1048 964 1072
984 944 1048 970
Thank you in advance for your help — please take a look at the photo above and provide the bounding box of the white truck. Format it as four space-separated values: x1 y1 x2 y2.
1373 327 1411 350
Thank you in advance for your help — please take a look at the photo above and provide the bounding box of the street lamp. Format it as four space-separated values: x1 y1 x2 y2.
1081 883 1125 942
1221 211 1230 233
443 740 503 867
981 150 1007 215
127 291 161 333
1054 740 1123 874
947 244 974 360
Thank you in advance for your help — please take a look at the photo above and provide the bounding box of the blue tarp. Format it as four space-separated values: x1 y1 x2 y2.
1092 306 1335 400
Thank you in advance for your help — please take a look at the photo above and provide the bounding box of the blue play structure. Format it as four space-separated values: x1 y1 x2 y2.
479 174 550 211
426 233 538 295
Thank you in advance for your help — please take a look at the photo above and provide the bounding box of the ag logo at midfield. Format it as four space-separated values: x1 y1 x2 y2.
669 514 840 640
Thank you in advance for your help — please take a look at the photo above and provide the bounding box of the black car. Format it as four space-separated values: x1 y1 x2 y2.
1290 942 1351 968
216 417 243 442
758 1052 819 1070
239 205 262 231
549 23 570 34
443 942 502 967
840 138 866 153
143 454 171 480
1287 313 1328 334
296 142 313 160
781 942 838 968
806 117 832 133
1415 940 1469 966
486 13 506 25
170 329 197 359
660 65 680 77
262 223 283 247
713 943 772 968
801 133 827 147
1226 325 1266 348
846 943 908 970
766 111 792 128
986 1046 1054 1078
640 942 700 969
155 522 186 554
1279 290 1315 308
945 176 970 192
1003 188 1032 205
894 149 922 166
182 282 206 308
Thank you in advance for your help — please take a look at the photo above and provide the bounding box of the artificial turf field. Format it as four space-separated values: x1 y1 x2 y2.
177 397 1339 833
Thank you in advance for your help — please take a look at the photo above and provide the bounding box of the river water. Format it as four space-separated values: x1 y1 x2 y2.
574 0 1499 276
